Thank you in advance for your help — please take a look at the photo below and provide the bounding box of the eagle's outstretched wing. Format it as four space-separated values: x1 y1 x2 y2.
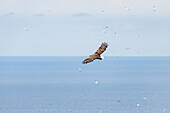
82 42 108 64
82 56 95 64
95 42 108 55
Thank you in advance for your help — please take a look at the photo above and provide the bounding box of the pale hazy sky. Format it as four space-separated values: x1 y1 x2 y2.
0 0 170 56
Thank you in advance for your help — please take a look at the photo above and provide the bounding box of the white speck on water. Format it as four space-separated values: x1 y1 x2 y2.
143 97 148 100
137 103 140 107
95 80 99 85
163 108 167 112
78 68 81 72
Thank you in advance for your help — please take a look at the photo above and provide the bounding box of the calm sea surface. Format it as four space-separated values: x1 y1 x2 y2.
0 56 170 113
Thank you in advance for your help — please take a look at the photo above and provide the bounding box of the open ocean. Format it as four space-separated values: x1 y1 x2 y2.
0 56 170 113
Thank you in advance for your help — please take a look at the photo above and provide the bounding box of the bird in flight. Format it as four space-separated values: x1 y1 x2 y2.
82 42 108 64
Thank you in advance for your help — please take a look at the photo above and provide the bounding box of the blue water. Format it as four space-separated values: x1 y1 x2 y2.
0 56 170 113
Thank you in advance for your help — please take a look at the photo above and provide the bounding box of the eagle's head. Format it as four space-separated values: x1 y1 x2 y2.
100 56 104 60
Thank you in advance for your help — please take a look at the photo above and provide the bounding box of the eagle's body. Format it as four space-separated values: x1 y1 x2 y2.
82 42 108 64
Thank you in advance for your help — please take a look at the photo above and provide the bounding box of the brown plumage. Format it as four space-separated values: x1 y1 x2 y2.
82 42 108 64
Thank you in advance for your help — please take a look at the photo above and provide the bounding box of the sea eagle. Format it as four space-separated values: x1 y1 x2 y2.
82 42 108 64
